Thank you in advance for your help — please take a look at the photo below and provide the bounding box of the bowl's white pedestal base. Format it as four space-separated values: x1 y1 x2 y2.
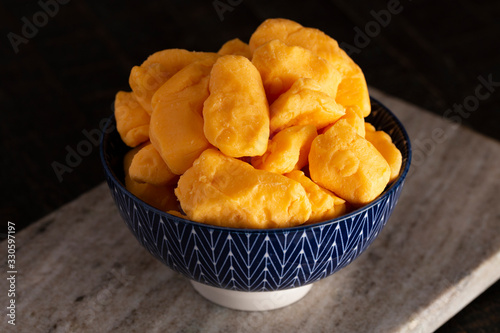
190 281 313 311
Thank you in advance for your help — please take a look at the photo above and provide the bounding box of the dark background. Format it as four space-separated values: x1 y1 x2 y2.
1 0 499 331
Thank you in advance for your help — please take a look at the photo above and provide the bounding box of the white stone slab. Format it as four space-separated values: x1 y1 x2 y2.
1 90 499 333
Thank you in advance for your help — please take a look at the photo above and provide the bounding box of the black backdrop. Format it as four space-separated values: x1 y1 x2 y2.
1 0 499 331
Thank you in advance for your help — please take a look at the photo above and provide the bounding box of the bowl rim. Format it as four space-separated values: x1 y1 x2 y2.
100 96 412 235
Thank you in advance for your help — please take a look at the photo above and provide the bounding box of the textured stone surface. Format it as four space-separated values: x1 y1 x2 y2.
1 91 499 332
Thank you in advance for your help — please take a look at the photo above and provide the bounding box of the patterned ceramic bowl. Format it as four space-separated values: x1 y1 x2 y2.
100 98 411 311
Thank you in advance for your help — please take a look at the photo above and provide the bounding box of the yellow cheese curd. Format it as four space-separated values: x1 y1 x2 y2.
309 121 390 205
251 125 317 174
123 145 179 212
250 18 347 75
128 142 177 186
114 91 150 148
175 149 312 229
249 18 370 116
129 49 218 114
285 170 347 224
269 78 345 133
322 105 365 137
252 39 341 102
149 57 217 175
365 123 402 183
217 38 252 59
203 55 269 158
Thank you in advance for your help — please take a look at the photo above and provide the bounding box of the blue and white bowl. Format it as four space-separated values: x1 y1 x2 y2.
100 98 411 311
